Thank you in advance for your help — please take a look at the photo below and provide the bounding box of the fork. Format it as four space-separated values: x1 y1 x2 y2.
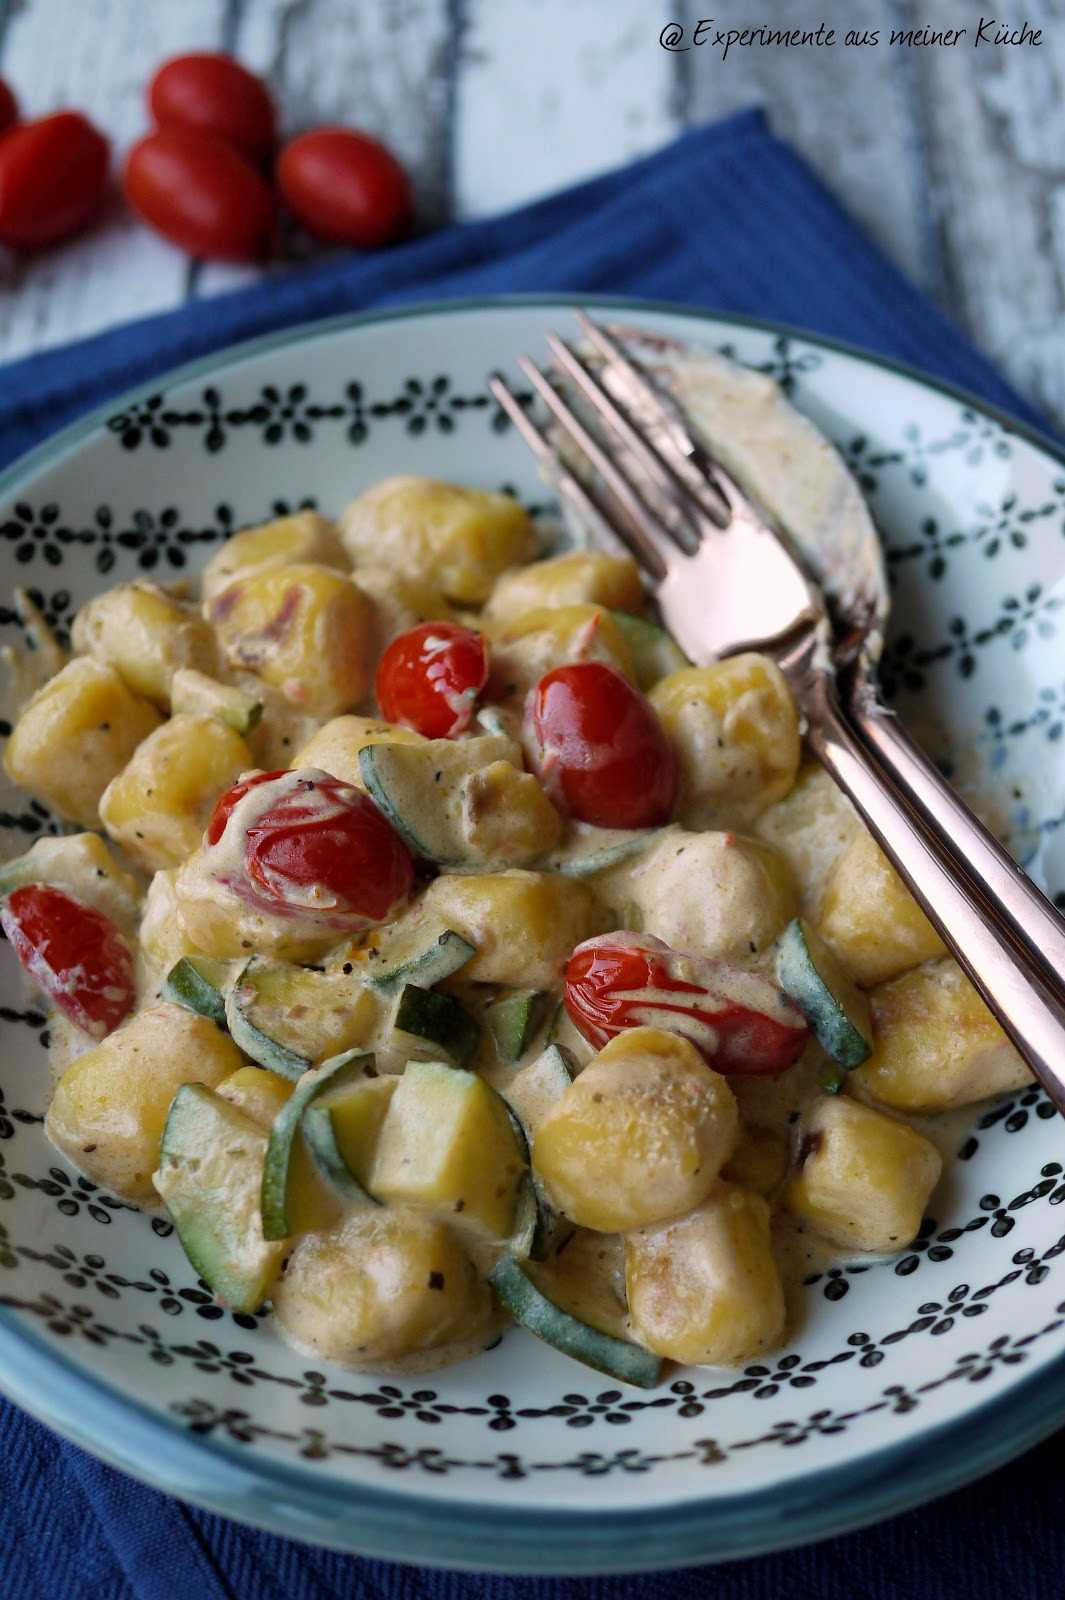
489 314 1065 1112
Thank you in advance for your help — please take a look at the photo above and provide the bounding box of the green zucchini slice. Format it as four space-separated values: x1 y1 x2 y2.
161 955 231 1030
169 668 263 734
486 988 548 1061
358 733 520 865
261 1049 375 1240
543 824 661 878
392 983 480 1068
370 1060 527 1240
776 918 873 1071
502 1044 576 1261
608 609 690 690
226 957 374 1080
302 1072 396 1205
488 1256 661 1389
356 916 476 994
154 1083 286 1312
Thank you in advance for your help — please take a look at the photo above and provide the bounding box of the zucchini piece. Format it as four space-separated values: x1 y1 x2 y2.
544 823 661 878
609 609 690 690
370 1059 527 1239
302 1071 396 1205
161 955 230 1030
226 957 376 1080
488 1256 661 1389
358 733 519 865
504 1044 576 1136
776 918 873 1071
169 668 263 733
154 1083 286 1312
260 1049 374 1240
392 983 480 1068
486 988 548 1061
353 916 475 994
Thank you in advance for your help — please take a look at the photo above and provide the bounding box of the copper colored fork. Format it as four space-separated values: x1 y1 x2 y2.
489 313 1065 1111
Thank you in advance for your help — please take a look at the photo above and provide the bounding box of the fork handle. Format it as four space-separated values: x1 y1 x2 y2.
803 675 1065 1114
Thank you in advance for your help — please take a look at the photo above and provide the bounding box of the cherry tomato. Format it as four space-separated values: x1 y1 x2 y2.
0 79 18 138
148 53 276 166
524 661 676 829
277 128 411 247
1 885 134 1039
0 111 109 250
376 622 488 739
123 128 275 261
206 768 414 926
564 932 809 1075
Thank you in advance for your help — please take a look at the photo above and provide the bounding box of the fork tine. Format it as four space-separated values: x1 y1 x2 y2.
575 311 734 523
487 374 650 570
544 334 703 555
516 357 675 582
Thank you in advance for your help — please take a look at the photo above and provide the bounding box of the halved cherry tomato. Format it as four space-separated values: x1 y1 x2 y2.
123 128 276 261
148 53 276 165
376 621 488 739
206 768 414 926
0 111 109 250
564 932 809 1075
1 885 134 1039
523 661 676 829
0 79 18 138
277 128 411 247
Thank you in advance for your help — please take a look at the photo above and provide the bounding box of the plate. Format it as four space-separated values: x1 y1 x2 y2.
0 297 1063 1573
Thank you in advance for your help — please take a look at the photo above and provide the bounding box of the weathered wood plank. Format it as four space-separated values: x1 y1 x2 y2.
194 0 456 301
0 0 229 361
452 0 678 219
679 0 934 293
906 0 1065 427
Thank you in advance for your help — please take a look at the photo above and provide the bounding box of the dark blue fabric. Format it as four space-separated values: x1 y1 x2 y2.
0 108 1058 1597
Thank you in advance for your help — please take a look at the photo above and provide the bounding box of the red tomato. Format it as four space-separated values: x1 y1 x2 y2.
148 53 276 166
123 129 276 261
0 79 18 138
564 932 809 1075
0 111 109 250
523 661 676 829
277 128 411 247
206 768 414 926
376 622 488 739
1 885 134 1040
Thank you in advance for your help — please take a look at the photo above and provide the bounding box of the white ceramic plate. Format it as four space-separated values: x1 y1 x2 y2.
0 298 1063 1573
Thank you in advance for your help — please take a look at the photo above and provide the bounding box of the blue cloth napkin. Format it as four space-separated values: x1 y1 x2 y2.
0 108 1059 1599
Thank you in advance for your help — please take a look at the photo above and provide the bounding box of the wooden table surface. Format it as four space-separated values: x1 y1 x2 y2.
1 0 1063 429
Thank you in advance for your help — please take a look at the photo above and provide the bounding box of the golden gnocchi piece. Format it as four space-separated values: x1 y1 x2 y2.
626 1183 786 1366
348 566 454 650
200 511 349 603
484 551 643 628
4 657 164 825
271 1207 495 1368
137 867 207 990
72 581 221 708
339 476 537 605
532 1028 739 1233
817 827 946 987
458 759 563 865
99 712 253 873
45 1003 243 1201
209 562 377 718
753 760 859 920
783 1094 942 1253
625 827 798 961
293 714 426 790
216 1064 295 1129
649 654 801 825
418 869 597 988
488 604 634 703
850 957 1032 1113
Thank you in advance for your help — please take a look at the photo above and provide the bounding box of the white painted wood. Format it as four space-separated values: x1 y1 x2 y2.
0 0 229 362
909 0 1065 424
680 0 933 292
452 0 678 219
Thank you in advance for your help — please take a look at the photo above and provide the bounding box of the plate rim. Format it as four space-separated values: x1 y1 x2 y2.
1 291 1063 1572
